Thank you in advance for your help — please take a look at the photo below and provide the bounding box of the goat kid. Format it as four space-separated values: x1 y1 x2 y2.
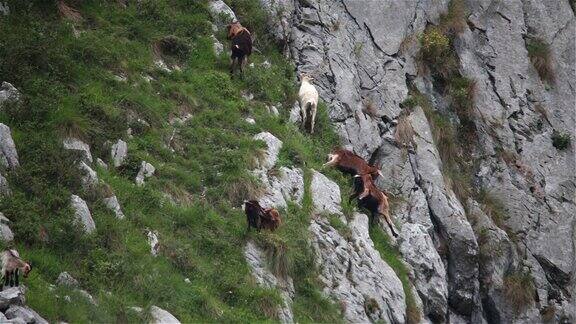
243 200 281 232
351 174 398 237
323 148 383 179
298 75 319 134
1 249 31 289
227 21 252 74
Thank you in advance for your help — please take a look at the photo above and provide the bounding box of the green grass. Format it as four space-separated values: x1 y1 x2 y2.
0 0 348 322
551 131 571 151
369 226 420 324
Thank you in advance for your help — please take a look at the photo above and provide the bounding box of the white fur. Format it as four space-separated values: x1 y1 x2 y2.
298 76 319 134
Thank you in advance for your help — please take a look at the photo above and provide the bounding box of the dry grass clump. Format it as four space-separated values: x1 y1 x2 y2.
503 270 535 314
526 38 554 83
394 114 415 147
57 0 83 23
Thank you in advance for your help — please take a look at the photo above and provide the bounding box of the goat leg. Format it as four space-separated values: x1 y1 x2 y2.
14 269 19 287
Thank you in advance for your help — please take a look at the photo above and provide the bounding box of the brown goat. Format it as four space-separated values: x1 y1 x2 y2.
243 200 281 232
323 148 383 178
260 208 281 231
351 174 397 237
227 21 252 74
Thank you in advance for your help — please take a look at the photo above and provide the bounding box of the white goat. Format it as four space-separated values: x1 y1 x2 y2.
298 75 319 134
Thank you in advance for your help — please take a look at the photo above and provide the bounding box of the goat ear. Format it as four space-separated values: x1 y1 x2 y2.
353 174 360 178
378 170 384 178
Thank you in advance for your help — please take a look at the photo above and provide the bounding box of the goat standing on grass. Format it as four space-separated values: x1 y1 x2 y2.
351 174 398 237
227 21 252 74
298 75 319 134
1 249 31 290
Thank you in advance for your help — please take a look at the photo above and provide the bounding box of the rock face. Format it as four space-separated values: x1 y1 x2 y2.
70 195 95 234
398 223 448 322
244 241 295 323
0 123 19 170
308 170 406 323
262 0 575 321
310 213 406 323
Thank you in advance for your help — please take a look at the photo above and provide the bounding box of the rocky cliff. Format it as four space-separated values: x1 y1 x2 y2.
260 0 575 322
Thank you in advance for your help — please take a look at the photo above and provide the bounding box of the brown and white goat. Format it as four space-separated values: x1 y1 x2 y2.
227 21 252 74
323 148 383 178
351 173 397 237
1 249 31 289
243 200 281 232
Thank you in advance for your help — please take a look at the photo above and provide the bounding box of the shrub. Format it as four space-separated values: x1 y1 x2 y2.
526 38 554 83
552 131 571 150
503 270 535 314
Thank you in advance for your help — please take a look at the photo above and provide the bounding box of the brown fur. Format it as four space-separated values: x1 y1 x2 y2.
243 200 281 232
351 174 397 237
227 21 250 39
323 148 383 179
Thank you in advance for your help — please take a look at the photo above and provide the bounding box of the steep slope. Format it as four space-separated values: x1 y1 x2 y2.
262 0 575 322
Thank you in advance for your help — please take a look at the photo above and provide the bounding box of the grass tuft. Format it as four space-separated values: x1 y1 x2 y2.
503 270 535 314
526 38 554 83
551 131 571 151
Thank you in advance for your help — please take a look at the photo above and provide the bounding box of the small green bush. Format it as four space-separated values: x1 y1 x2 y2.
552 131 571 150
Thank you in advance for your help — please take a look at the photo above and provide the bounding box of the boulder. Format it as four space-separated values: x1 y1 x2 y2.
253 132 282 171
0 213 14 242
210 35 223 56
70 195 95 234
207 0 237 28
56 272 79 288
0 287 25 310
150 305 180 324
103 195 125 219
110 139 127 168
0 123 19 170
0 173 11 196
63 138 92 164
5 305 36 323
135 161 155 186
146 230 160 257
96 158 108 170
78 161 98 190
0 82 20 106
